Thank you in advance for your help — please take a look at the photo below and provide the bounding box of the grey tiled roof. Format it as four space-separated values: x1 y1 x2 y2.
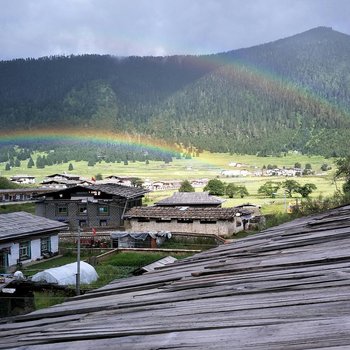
124 206 248 220
36 184 149 199
0 211 67 241
155 192 224 206
85 184 149 198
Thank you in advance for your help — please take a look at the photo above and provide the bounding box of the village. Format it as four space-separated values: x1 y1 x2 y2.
0 170 269 317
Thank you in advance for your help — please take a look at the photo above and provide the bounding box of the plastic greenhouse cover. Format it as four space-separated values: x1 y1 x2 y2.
31 261 98 286
111 231 172 240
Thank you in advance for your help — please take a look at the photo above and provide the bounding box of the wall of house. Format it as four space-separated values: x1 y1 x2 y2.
127 218 243 237
36 200 125 229
0 234 59 271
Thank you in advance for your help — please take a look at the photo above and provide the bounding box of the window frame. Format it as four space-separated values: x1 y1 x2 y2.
40 237 51 255
98 205 109 216
19 241 31 261
56 204 68 216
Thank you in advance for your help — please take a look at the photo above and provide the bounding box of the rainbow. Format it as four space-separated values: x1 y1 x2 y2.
1 48 349 157
0 128 181 155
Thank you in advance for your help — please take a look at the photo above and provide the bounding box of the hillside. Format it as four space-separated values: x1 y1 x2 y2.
1 26 350 157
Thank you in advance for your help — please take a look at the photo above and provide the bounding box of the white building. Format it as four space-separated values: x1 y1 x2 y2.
0 212 67 272
10 175 36 185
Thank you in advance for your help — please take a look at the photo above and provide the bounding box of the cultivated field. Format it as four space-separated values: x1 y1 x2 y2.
1 151 341 215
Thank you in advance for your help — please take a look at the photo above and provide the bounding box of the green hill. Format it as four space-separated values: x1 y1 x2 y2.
1 26 350 157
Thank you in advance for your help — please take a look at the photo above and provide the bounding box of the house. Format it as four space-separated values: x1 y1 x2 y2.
35 184 148 230
155 191 224 208
40 173 93 189
4 204 350 348
0 188 52 203
123 206 253 236
10 175 36 185
44 173 82 181
221 169 251 177
0 212 67 273
101 175 135 187
145 180 182 191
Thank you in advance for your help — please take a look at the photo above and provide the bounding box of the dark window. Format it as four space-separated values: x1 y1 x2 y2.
200 220 217 224
79 220 87 227
57 205 68 216
41 237 51 254
177 219 193 223
137 218 150 222
156 219 172 223
78 205 87 215
19 241 31 261
98 205 109 215
100 220 107 226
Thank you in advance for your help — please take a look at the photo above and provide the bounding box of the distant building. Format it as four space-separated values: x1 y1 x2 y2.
0 212 67 272
35 184 148 230
40 173 93 189
0 188 52 203
10 175 36 185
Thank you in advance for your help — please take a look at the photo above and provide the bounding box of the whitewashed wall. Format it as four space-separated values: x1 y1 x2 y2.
127 218 243 237
0 234 59 270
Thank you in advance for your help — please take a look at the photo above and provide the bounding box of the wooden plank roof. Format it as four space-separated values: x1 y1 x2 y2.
155 192 224 206
124 206 248 220
3 204 350 349
0 212 67 241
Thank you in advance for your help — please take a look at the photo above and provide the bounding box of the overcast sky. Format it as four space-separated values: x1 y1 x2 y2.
1 0 349 60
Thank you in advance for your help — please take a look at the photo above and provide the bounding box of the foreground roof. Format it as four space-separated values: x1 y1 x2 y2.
3 205 350 349
155 191 224 206
0 212 67 241
124 206 248 220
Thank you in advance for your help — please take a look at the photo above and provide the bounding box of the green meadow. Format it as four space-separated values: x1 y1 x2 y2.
1 150 341 215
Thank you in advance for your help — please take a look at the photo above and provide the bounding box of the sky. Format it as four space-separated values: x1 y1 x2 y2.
1 0 349 60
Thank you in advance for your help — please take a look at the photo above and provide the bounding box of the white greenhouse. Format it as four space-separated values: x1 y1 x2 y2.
32 261 98 286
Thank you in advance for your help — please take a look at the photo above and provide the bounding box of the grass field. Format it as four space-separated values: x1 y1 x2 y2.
1 150 341 215
0 150 335 182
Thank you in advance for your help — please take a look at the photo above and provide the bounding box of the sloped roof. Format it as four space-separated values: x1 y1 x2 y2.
0 212 67 241
45 173 81 180
155 191 224 206
37 184 148 199
124 206 247 220
3 205 350 348
86 184 149 198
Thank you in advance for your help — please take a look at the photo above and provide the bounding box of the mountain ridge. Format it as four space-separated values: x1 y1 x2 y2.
1 26 350 157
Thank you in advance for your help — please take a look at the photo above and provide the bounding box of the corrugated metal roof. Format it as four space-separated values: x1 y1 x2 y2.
0 212 67 241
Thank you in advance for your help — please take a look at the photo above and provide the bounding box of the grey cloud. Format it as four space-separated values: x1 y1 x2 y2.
0 0 349 60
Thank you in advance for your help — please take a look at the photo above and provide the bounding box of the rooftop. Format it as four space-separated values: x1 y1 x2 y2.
124 206 247 220
37 184 149 199
155 191 224 206
0 212 67 241
3 205 350 348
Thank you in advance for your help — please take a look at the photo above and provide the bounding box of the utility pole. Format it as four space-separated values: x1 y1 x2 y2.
76 226 81 296
284 190 287 212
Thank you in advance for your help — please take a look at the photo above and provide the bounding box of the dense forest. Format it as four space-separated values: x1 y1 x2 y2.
1 26 350 158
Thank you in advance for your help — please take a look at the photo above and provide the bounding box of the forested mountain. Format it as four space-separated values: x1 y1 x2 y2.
1 26 350 157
